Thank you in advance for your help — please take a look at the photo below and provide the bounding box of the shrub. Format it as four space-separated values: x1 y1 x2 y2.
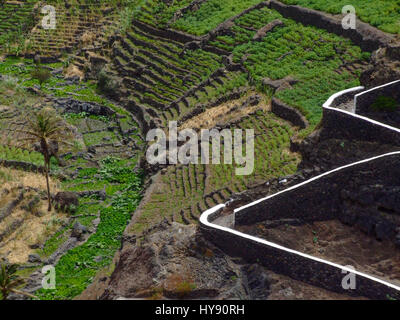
31 66 51 88
97 69 119 97
370 96 399 112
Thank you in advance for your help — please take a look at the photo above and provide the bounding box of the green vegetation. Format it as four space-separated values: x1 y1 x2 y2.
132 108 299 234
31 65 51 88
37 157 143 300
172 0 263 35
0 0 38 54
282 0 400 34
0 261 36 300
133 0 193 28
0 57 124 113
210 7 282 51
370 96 399 112
0 55 144 299
229 7 368 125
0 145 46 166
17 107 72 211
112 22 223 122
163 71 249 126
0 0 386 301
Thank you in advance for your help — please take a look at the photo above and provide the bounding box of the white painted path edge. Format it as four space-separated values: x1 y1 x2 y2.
199 84 400 293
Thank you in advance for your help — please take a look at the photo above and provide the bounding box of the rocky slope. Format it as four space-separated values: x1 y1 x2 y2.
96 220 365 300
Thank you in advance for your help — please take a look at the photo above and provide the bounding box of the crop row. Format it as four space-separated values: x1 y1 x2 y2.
0 0 38 51
210 7 283 51
132 109 299 233
171 0 264 35
0 145 45 166
133 0 193 28
281 0 400 34
112 23 222 118
162 71 249 126
223 7 370 125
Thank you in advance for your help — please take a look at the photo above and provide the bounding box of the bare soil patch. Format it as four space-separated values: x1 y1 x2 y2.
180 91 270 131
0 167 67 264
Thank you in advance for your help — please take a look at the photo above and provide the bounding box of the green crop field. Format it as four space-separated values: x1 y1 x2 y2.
208 6 370 125
281 0 400 34
131 108 300 234
172 0 264 35
0 0 38 52
0 0 394 302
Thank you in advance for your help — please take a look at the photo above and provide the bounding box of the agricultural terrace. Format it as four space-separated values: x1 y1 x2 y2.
130 92 300 234
0 0 38 53
209 6 370 125
111 22 224 126
281 0 400 34
0 57 144 299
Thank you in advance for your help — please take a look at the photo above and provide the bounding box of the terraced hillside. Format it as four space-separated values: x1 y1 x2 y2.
0 0 38 53
129 91 300 234
205 5 370 125
109 22 226 129
0 0 398 301
0 57 144 299
26 0 119 59
281 0 400 34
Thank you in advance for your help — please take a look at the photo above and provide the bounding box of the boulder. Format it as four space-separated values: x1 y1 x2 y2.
54 191 79 212
360 47 400 88
71 222 88 240
28 253 42 263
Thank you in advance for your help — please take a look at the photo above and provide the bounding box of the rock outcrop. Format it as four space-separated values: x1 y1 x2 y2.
100 221 250 300
360 45 400 88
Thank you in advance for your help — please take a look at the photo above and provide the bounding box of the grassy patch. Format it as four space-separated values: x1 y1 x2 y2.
36 157 143 300
172 0 264 35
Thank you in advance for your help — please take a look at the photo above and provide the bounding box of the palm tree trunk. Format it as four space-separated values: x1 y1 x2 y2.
45 159 51 212
1 288 8 300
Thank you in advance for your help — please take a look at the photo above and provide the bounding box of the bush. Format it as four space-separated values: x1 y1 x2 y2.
97 69 119 97
370 96 399 112
31 66 51 88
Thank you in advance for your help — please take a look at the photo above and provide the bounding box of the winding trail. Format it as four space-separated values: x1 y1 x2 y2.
199 80 400 298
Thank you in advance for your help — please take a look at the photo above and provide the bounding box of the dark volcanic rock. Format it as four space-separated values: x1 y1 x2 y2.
54 98 115 117
54 191 79 212
360 46 400 88
71 222 88 240
28 254 42 264
100 222 249 300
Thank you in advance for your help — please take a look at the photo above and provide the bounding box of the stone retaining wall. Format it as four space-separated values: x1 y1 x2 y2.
271 97 308 128
322 106 400 146
234 153 400 240
200 214 400 300
0 159 44 173
355 80 400 115
199 82 400 300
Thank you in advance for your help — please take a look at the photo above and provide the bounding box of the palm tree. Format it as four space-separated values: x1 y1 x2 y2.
0 262 37 300
17 107 72 211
